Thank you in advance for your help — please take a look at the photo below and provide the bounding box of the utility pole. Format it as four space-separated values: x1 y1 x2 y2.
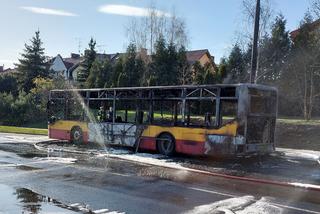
250 0 260 83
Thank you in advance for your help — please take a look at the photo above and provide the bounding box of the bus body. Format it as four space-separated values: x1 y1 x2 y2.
47 84 277 157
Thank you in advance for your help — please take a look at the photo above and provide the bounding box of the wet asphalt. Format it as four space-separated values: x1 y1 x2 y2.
0 133 319 214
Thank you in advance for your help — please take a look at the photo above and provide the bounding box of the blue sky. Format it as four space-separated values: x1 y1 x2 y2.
0 0 311 68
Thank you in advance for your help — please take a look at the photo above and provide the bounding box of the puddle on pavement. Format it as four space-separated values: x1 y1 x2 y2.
0 184 81 214
17 152 47 159
0 161 11 165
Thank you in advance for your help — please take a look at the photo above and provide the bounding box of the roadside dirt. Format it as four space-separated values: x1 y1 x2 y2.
275 122 320 151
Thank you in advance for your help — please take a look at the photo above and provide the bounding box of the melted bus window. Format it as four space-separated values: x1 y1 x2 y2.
187 100 216 127
249 89 277 115
221 100 237 125
152 100 183 126
48 99 65 121
66 99 84 121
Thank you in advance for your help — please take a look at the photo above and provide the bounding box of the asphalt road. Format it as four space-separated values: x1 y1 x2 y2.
0 132 319 214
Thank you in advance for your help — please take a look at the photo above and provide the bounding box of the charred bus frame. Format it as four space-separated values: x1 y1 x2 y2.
48 84 277 157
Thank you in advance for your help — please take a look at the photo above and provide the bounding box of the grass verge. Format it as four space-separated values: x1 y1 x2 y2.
277 118 320 126
0 126 47 135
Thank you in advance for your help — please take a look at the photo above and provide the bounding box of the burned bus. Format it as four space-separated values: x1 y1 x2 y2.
47 84 277 157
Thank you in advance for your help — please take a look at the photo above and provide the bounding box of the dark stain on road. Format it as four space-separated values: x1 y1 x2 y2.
16 165 42 171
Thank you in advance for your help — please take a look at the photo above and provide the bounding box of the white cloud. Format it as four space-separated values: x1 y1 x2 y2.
98 4 170 17
21 6 77 17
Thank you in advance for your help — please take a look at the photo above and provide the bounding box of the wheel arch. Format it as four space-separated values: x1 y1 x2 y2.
156 131 176 153
70 125 84 144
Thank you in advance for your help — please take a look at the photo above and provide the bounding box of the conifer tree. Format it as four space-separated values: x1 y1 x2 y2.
177 46 191 85
77 38 96 83
112 57 123 87
118 44 145 87
258 14 291 83
16 31 47 92
150 37 179 86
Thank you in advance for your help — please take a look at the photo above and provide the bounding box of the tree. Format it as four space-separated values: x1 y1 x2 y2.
0 74 18 96
225 44 247 83
77 38 96 83
118 44 145 87
86 59 102 88
240 0 273 42
100 59 113 88
193 62 215 85
311 0 320 18
86 57 113 88
166 12 189 48
282 12 320 120
217 58 228 83
177 46 191 85
16 31 47 92
126 5 188 54
112 57 123 87
257 14 291 83
149 37 179 86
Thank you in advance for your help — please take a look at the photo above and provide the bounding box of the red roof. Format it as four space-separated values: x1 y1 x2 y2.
290 19 320 40
186 49 210 65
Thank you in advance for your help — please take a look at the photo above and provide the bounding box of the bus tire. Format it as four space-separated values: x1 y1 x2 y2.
71 126 83 145
156 133 175 156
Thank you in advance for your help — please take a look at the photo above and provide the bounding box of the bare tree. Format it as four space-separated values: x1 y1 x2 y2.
126 4 188 54
238 0 274 82
311 0 320 18
282 13 320 120
166 10 189 47
241 0 273 39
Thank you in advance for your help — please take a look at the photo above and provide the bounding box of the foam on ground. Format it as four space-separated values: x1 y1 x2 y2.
33 157 77 164
277 148 320 163
186 196 282 214
97 150 185 169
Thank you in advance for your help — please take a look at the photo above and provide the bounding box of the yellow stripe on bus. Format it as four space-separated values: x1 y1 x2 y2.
48 120 88 132
49 120 237 143
143 121 238 142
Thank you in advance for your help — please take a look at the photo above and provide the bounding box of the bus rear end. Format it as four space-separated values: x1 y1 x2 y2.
240 85 278 155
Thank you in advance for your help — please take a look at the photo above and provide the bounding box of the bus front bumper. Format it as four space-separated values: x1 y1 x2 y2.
204 135 274 157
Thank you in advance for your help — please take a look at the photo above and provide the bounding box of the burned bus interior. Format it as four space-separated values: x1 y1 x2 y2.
48 85 242 129
48 84 277 132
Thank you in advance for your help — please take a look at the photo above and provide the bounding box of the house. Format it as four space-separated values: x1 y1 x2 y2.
0 66 17 76
68 52 125 82
49 53 82 80
290 19 320 41
186 49 216 74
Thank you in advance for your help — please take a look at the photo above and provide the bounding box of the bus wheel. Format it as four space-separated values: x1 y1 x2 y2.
157 133 175 156
71 126 83 145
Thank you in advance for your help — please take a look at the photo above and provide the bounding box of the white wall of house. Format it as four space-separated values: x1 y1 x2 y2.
49 55 68 79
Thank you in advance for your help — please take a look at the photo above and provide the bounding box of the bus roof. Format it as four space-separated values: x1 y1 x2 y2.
50 83 277 92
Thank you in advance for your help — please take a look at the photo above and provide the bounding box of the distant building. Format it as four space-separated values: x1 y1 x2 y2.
49 53 82 80
290 19 320 41
186 49 217 74
0 65 17 76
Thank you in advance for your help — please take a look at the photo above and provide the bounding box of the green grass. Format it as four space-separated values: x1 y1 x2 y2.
0 125 48 135
277 118 320 126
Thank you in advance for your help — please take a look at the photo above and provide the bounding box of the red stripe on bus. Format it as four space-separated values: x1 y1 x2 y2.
139 137 205 155
139 137 157 151
49 128 70 140
175 140 205 155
